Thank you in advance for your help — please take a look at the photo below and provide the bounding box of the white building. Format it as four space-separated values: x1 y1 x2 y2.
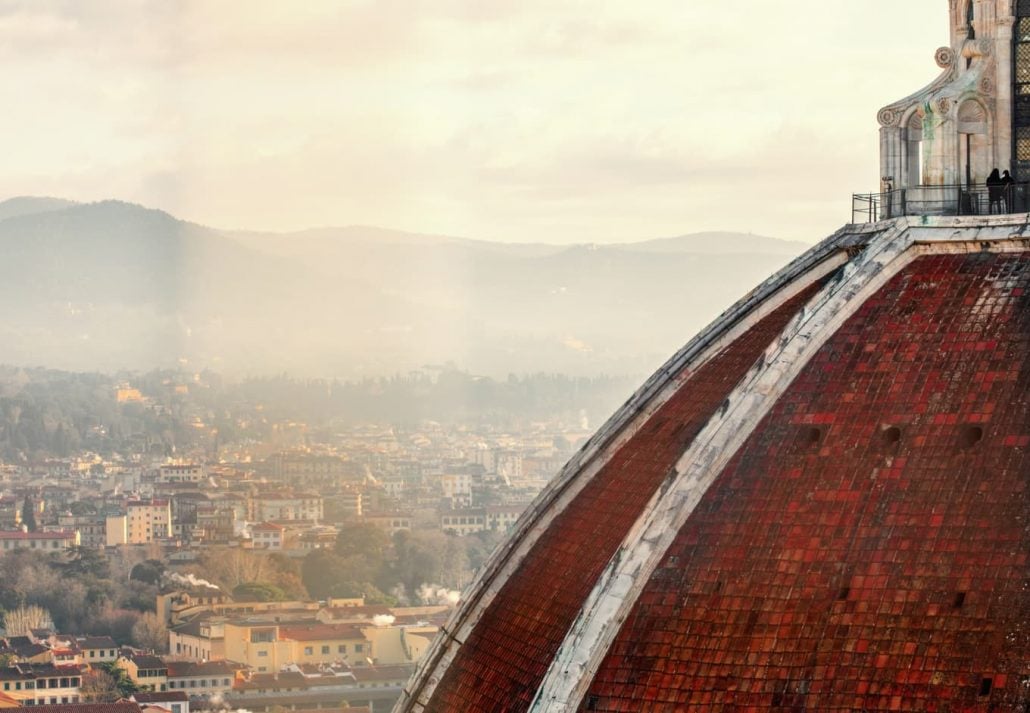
0 530 79 552
158 464 205 484
250 522 285 550
253 492 323 522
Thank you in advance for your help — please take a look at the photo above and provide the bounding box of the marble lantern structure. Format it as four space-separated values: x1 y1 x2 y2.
878 0 1016 190
394 4 1030 712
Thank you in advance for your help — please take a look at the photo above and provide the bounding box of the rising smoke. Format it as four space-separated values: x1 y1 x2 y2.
418 584 461 606
165 572 220 590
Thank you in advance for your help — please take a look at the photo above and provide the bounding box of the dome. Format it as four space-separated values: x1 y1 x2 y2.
395 215 1030 712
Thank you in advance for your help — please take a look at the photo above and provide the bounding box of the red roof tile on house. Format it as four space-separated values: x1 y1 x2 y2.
278 624 367 642
28 705 140 713
132 692 188 703
0 530 76 540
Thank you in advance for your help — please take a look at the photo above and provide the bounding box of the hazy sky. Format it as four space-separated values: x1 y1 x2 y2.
1 0 947 244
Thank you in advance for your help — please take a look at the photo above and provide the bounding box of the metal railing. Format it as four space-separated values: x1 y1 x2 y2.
852 183 1029 223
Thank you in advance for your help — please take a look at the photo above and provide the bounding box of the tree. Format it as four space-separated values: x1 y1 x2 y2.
20 497 37 532
196 548 268 589
97 662 139 698
233 582 287 603
68 501 97 516
3 604 53 636
131 612 168 653
335 523 390 559
301 549 392 604
129 560 165 586
62 547 111 579
80 668 120 703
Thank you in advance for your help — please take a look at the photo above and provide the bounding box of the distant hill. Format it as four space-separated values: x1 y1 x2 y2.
629 232 810 256
0 197 813 377
0 196 79 222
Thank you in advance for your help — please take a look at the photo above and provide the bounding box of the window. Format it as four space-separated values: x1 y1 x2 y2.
337 645 346 654
257 651 268 658
321 646 330 655
304 647 313 656
354 644 363 653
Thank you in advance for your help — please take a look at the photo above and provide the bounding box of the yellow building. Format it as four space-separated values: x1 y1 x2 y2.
116 654 169 692
361 625 439 666
127 500 172 543
0 664 84 705
223 622 371 673
116 387 144 403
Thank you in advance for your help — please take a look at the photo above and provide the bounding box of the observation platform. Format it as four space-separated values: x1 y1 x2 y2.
852 183 1030 223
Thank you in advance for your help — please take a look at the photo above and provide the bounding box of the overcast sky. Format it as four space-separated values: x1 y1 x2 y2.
1 0 947 244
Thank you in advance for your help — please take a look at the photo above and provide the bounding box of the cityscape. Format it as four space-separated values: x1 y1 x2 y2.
3 1 1029 712
0 366 626 712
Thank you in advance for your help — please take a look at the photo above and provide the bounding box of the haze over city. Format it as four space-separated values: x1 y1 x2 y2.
2 2 1029 713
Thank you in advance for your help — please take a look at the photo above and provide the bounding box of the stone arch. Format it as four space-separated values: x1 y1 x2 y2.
903 107 925 186
962 0 977 38
957 98 991 184
958 97 988 131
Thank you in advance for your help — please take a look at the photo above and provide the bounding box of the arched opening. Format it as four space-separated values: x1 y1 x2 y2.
957 99 989 187
906 111 923 186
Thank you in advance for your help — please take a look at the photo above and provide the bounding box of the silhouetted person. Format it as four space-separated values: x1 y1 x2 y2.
1002 170 1015 212
987 168 1003 214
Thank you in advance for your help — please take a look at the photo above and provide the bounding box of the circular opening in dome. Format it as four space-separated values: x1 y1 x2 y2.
802 427 823 446
882 426 902 445
959 425 984 449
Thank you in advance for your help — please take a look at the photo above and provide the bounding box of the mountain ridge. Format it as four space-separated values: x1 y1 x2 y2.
0 196 813 378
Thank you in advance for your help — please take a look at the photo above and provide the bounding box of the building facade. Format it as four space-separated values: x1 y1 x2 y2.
0 530 79 552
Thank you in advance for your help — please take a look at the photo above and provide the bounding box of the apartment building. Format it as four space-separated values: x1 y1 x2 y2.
126 500 172 543
0 530 80 552
0 664 83 705
223 622 371 673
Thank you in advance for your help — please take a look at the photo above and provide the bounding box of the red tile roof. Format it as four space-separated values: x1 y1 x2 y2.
166 660 242 678
424 283 828 711
584 254 1030 710
279 624 367 642
0 530 76 540
403 247 1030 712
28 705 140 713
132 692 188 703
